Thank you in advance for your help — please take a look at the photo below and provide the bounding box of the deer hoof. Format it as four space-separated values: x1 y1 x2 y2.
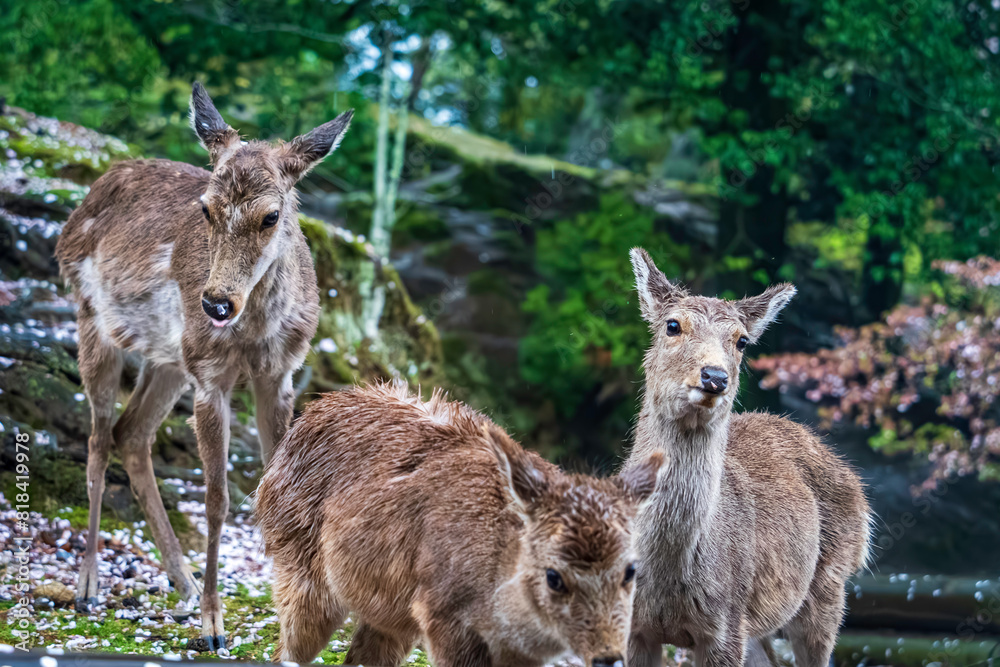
201 607 226 651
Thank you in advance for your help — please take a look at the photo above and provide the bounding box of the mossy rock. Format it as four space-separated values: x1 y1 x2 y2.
1 447 89 515
0 106 133 184
299 214 444 392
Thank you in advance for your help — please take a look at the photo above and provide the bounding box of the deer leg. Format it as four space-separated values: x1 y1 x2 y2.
694 628 748 667
344 621 415 667
193 383 235 650
627 631 663 667
75 316 123 612
422 619 493 667
272 563 347 664
251 370 295 467
743 636 778 667
113 362 197 600
783 579 845 667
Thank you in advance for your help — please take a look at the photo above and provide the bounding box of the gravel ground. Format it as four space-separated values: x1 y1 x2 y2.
0 491 668 666
0 487 387 663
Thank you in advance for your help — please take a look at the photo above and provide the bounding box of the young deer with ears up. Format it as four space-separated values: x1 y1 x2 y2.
256 383 665 667
622 249 872 667
55 82 352 648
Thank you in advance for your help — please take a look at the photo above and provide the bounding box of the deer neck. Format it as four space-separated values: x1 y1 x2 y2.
243 238 302 328
635 397 730 567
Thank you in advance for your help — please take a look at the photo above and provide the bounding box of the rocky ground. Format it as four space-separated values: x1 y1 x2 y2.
0 490 682 666
0 486 429 664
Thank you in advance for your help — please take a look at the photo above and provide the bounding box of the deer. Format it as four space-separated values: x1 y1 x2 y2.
54 82 352 649
621 248 872 667
255 382 665 667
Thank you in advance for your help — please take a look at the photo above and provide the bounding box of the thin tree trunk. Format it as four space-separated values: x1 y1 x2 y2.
362 29 396 337
369 29 394 259
861 217 904 320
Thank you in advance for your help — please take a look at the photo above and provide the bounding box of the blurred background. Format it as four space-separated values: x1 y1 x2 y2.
1 0 999 664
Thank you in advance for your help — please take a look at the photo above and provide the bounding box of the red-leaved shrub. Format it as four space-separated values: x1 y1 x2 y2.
752 257 1000 491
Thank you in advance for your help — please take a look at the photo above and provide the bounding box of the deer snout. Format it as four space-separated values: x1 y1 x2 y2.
592 656 624 667
202 293 235 323
700 366 728 394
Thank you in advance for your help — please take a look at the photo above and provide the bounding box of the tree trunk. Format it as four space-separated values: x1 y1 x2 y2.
861 217 904 320
714 4 792 299
362 29 396 337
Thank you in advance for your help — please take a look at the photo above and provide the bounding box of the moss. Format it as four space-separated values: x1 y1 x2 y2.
407 113 594 180
0 109 133 183
1 449 89 517
393 204 450 244
46 505 129 532
0 581 433 665
298 214 444 391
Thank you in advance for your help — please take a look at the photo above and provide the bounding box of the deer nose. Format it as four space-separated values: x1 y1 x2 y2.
700 366 728 394
592 657 623 667
202 294 234 321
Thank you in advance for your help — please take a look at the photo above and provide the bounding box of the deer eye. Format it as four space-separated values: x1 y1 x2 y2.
546 569 567 594
201 204 210 220
736 336 749 351
262 211 280 229
665 320 681 336
623 562 636 585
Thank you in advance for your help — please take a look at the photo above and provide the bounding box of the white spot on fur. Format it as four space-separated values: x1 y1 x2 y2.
80 217 96 234
75 256 114 341
152 243 174 273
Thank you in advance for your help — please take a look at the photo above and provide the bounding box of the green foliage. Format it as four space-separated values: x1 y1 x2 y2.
0 0 162 137
520 193 691 415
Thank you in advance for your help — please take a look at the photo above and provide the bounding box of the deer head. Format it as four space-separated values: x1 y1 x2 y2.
189 82 352 327
487 424 662 667
630 247 796 423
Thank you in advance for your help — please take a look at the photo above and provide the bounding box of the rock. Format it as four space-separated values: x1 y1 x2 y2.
33 581 74 607
187 638 211 653
121 595 140 608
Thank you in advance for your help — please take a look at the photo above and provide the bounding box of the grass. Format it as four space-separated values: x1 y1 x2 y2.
0 584 432 665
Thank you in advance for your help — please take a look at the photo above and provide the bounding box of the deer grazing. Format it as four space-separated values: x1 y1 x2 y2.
256 382 665 667
54 82 352 649
622 249 872 667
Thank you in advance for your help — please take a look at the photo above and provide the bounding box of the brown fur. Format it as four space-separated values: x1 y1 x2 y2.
256 383 664 667
54 82 352 648
623 249 872 667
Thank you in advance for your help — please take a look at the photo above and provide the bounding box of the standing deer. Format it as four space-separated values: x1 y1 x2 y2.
622 248 872 667
55 82 352 649
256 383 665 667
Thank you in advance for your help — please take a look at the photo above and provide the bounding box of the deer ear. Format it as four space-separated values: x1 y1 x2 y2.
279 109 354 183
615 453 663 505
190 82 241 165
485 424 549 518
735 283 797 343
630 248 686 322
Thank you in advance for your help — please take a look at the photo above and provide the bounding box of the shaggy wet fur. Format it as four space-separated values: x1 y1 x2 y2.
623 248 872 667
257 383 664 667
55 82 352 648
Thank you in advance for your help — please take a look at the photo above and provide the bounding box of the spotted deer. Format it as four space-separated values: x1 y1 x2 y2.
622 249 872 667
256 383 664 667
54 82 352 648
